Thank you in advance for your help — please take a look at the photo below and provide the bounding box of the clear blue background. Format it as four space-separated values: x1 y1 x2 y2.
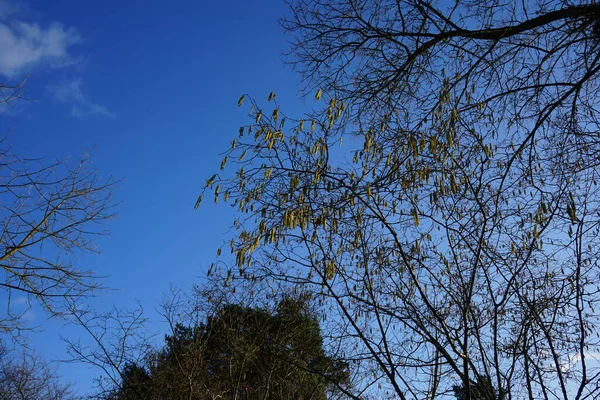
0 0 307 394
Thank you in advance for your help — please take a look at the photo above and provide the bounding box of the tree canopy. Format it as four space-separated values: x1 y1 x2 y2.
107 296 349 400
199 1 600 398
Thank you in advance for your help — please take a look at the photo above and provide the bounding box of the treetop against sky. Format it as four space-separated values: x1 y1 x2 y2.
0 0 296 393
3 0 600 398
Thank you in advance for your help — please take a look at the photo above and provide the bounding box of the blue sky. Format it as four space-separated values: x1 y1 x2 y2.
0 0 307 393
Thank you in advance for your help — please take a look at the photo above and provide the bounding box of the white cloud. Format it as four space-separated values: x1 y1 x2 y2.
0 21 79 78
71 102 114 118
48 78 115 118
561 351 600 374
52 78 86 103
0 12 112 119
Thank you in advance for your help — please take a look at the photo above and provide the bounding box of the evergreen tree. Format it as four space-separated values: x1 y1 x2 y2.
108 296 348 400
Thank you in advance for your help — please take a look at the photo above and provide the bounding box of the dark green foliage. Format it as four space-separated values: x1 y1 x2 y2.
108 364 153 400
452 376 504 400
108 296 348 400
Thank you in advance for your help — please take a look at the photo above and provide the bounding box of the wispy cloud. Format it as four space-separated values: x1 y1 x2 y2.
561 351 600 374
0 21 80 78
0 5 112 119
48 78 115 118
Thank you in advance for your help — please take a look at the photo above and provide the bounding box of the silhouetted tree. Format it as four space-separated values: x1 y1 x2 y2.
453 376 505 400
105 295 349 400
0 341 74 400
199 0 600 398
107 363 152 400
0 147 115 338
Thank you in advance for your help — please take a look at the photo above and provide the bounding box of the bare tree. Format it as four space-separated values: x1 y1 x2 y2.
0 145 115 338
199 1 600 398
62 304 150 399
0 340 75 400
0 76 28 108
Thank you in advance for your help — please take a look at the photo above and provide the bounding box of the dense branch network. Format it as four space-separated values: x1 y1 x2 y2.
200 1 600 399
0 147 115 336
